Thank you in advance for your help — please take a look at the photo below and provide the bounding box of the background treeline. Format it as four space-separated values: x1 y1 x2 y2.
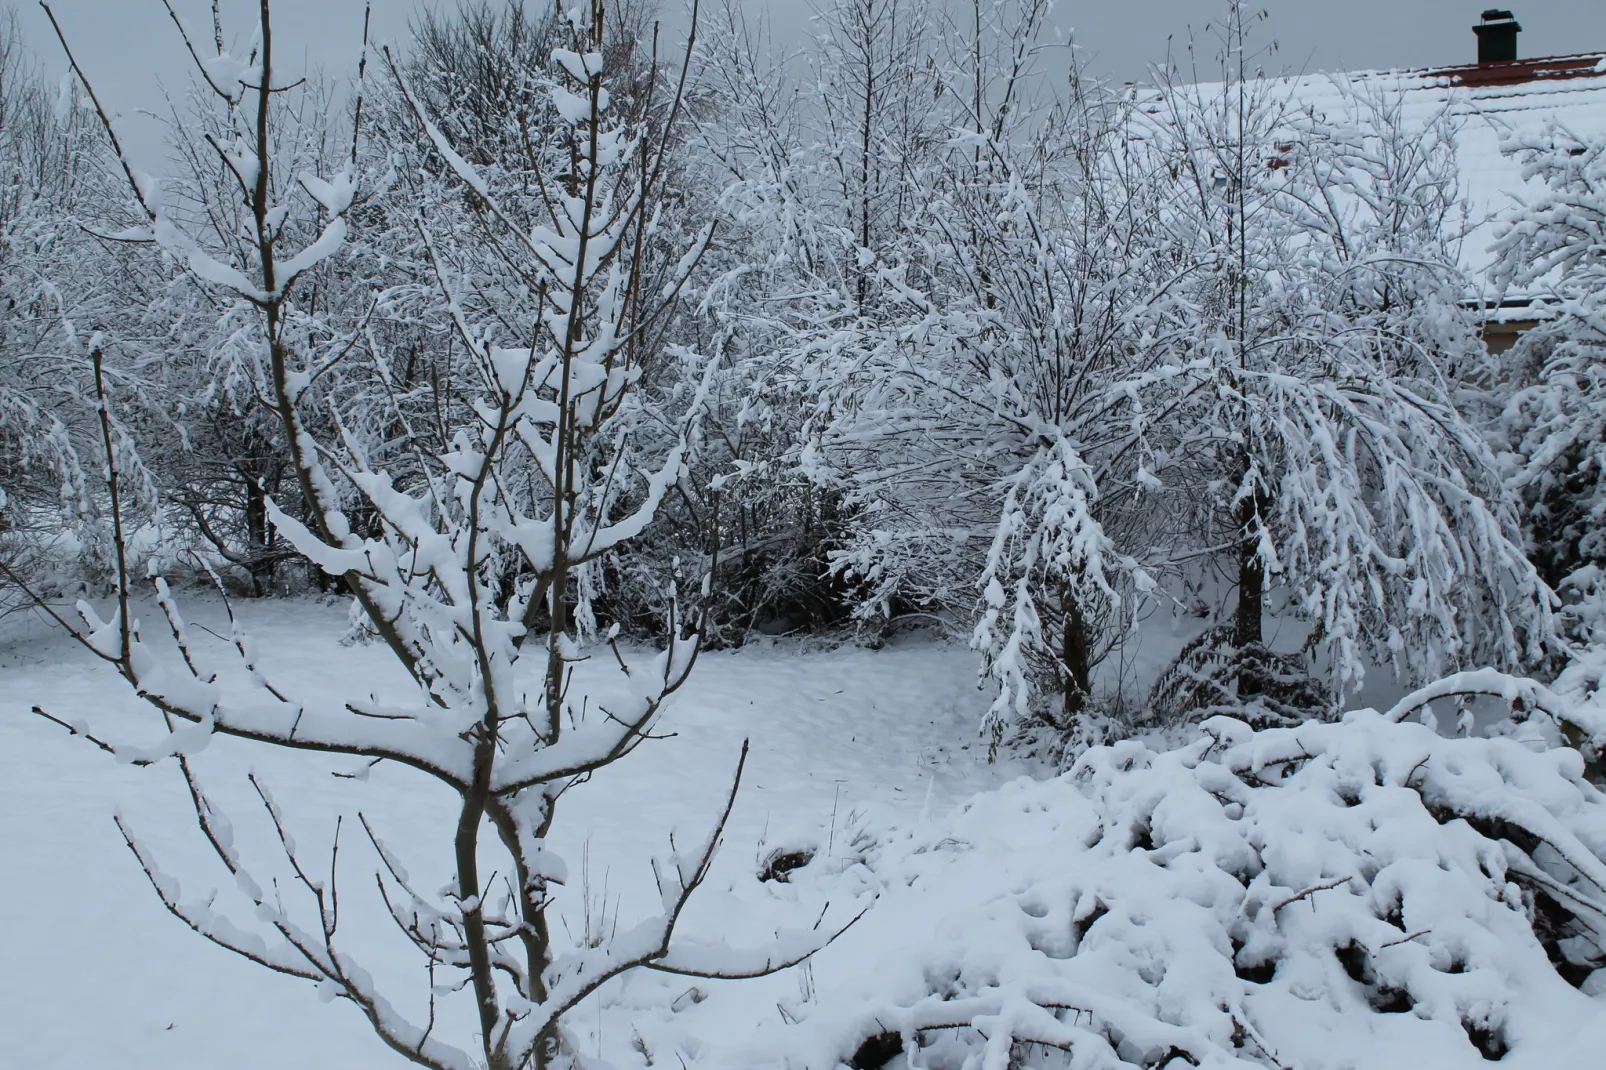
3 0 1603 745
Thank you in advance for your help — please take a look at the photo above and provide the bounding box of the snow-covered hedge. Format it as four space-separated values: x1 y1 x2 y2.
681 710 1606 1070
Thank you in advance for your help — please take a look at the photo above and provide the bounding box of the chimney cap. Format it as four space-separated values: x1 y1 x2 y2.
1474 8 1521 63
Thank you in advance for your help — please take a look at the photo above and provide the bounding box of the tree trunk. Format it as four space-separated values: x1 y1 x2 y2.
1234 481 1266 653
244 476 273 596
1235 542 1264 645
1062 586 1091 719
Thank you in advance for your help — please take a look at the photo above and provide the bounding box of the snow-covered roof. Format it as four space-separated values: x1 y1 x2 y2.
1379 54 1606 282
1138 52 1606 293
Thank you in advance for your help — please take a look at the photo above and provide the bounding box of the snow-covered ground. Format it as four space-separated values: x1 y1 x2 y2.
4 596 1604 1070
0 596 1023 1069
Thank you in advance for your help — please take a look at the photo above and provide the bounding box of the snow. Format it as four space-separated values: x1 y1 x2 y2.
679 711 1606 1070
1134 57 1606 290
0 597 1017 1069
11 3 1606 1063
4 597 1603 1069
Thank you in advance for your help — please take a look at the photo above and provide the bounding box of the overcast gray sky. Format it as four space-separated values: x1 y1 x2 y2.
17 1 1606 168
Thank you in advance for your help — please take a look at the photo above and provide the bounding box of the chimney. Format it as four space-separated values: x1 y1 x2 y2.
1474 9 1521 64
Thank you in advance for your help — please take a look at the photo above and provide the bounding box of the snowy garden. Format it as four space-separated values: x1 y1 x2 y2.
2 1 1605 1068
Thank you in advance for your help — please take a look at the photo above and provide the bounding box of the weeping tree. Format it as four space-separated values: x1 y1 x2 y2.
17 3 860 1068
1133 9 1553 725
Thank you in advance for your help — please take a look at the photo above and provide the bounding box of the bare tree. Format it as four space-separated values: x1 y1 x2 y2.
18 3 860 1068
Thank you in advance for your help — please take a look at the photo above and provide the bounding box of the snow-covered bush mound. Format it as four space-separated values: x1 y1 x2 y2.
690 711 1606 1070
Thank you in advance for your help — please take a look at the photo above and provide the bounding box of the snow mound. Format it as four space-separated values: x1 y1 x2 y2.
696 711 1606 1070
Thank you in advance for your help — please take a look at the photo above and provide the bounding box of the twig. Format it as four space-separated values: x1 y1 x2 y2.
30 706 137 762
1378 929 1431 949
1270 875 1352 914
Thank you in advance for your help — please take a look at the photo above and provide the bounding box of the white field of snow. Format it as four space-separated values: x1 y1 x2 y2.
4 597 1604 1070
0 596 1022 1069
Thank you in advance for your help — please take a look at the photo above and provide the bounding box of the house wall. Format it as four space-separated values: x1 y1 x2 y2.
1480 319 1541 356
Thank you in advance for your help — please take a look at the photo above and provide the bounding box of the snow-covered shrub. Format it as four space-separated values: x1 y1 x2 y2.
789 6 1173 721
1490 123 1606 645
0 7 131 608
686 705 1606 1070
680 0 958 644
